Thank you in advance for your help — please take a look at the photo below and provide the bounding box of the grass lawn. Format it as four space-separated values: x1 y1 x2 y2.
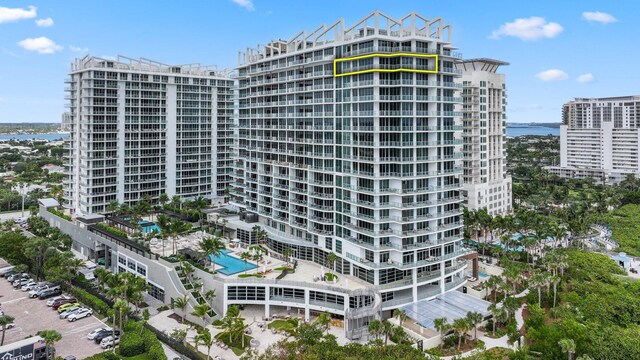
122 355 152 360
215 331 251 356
268 319 298 335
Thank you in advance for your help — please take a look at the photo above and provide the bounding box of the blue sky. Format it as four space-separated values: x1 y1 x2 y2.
0 0 637 123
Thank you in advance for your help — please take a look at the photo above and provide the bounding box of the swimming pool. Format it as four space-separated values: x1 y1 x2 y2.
210 249 257 276
139 221 161 234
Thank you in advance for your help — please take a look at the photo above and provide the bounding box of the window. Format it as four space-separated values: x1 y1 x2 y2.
335 240 342 254
325 238 332 250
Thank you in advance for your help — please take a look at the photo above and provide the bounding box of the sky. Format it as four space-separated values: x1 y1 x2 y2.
0 0 638 124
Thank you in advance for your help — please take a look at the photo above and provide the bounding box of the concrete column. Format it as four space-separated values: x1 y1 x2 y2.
264 285 270 318
304 289 310 321
412 268 418 302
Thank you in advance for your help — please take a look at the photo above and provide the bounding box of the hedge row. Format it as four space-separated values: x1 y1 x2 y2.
96 223 130 239
47 207 72 221
71 287 110 316
119 321 167 360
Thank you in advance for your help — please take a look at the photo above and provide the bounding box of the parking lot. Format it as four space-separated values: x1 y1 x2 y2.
0 276 107 359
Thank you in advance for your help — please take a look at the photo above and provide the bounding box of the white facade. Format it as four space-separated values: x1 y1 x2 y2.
230 11 470 330
64 56 234 215
457 59 511 215
549 96 640 184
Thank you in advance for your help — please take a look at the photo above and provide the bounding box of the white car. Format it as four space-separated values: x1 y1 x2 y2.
100 336 120 349
87 327 112 340
21 281 38 291
59 307 81 319
67 308 93 322
47 296 66 306
29 285 51 298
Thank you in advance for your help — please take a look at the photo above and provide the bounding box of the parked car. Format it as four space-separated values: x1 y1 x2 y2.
39 288 63 300
29 284 54 298
7 273 28 282
57 303 80 313
52 298 77 309
100 336 120 349
21 281 38 291
46 295 66 306
2 270 15 279
13 278 32 288
59 307 81 319
94 330 119 344
63 357 76 360
0 266 15 277
67 308 93 322
87 327 112 340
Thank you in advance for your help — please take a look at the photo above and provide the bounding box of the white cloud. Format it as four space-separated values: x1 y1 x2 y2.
35 17 53 27
536 69 568 81
582 11 617 24
0 5 37 24
232 0 254 11
18 37 63 54
69 45 89 53
491 16 563 41
577 73 595 83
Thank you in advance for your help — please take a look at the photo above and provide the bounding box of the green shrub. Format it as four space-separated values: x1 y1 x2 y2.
148 343 166 360
238 273 264 278
96 223 129 238
71 287 110 316
47 207 71 221
119 331 145 357
325 272 338 281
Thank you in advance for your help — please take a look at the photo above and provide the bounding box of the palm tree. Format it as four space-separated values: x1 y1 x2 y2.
158 193 169 207
452 318 470 351
106 200 120 215
170 219 192 255
485 275 503 303
191 303 211 328
466 311 483 340
36 330 61 359
233 317 248 348
252 225 267 244
170 195 182 209
550 275 562 308
393 308 408 327
367 319 382 341
488 303 506 336
325 252 338 279
240 252 251 273
156 214 171 256
65 256 86 290
558 338 576 360
315 312 331 335
204 289 216 307
196 328 214 360
0 315 15 346
282 246 293 265
529 269 548 307
200 236 226 272
433 317 450 350
173 295 188 323
191 196 208 226
381 320 394 346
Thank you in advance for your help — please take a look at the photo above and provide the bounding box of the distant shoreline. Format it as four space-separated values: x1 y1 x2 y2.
507 122 561 129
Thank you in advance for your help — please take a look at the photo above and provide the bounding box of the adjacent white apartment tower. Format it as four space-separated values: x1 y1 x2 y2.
457 59 512 215
547 96 640 184
64 56 234 215
231 11 470 323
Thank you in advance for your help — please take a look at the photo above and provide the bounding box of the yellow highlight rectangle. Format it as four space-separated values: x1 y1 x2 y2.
333 52 438 77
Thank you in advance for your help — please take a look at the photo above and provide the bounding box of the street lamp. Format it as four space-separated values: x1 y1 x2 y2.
14 183 29 218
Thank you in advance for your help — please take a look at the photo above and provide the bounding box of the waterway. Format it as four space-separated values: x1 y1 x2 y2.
506 124 559 137
0 133 69 141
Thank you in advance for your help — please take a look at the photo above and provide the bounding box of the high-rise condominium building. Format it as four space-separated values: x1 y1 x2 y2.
457 59 512 215
231 11 470 323
547 96 640 184
64 56 234 215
